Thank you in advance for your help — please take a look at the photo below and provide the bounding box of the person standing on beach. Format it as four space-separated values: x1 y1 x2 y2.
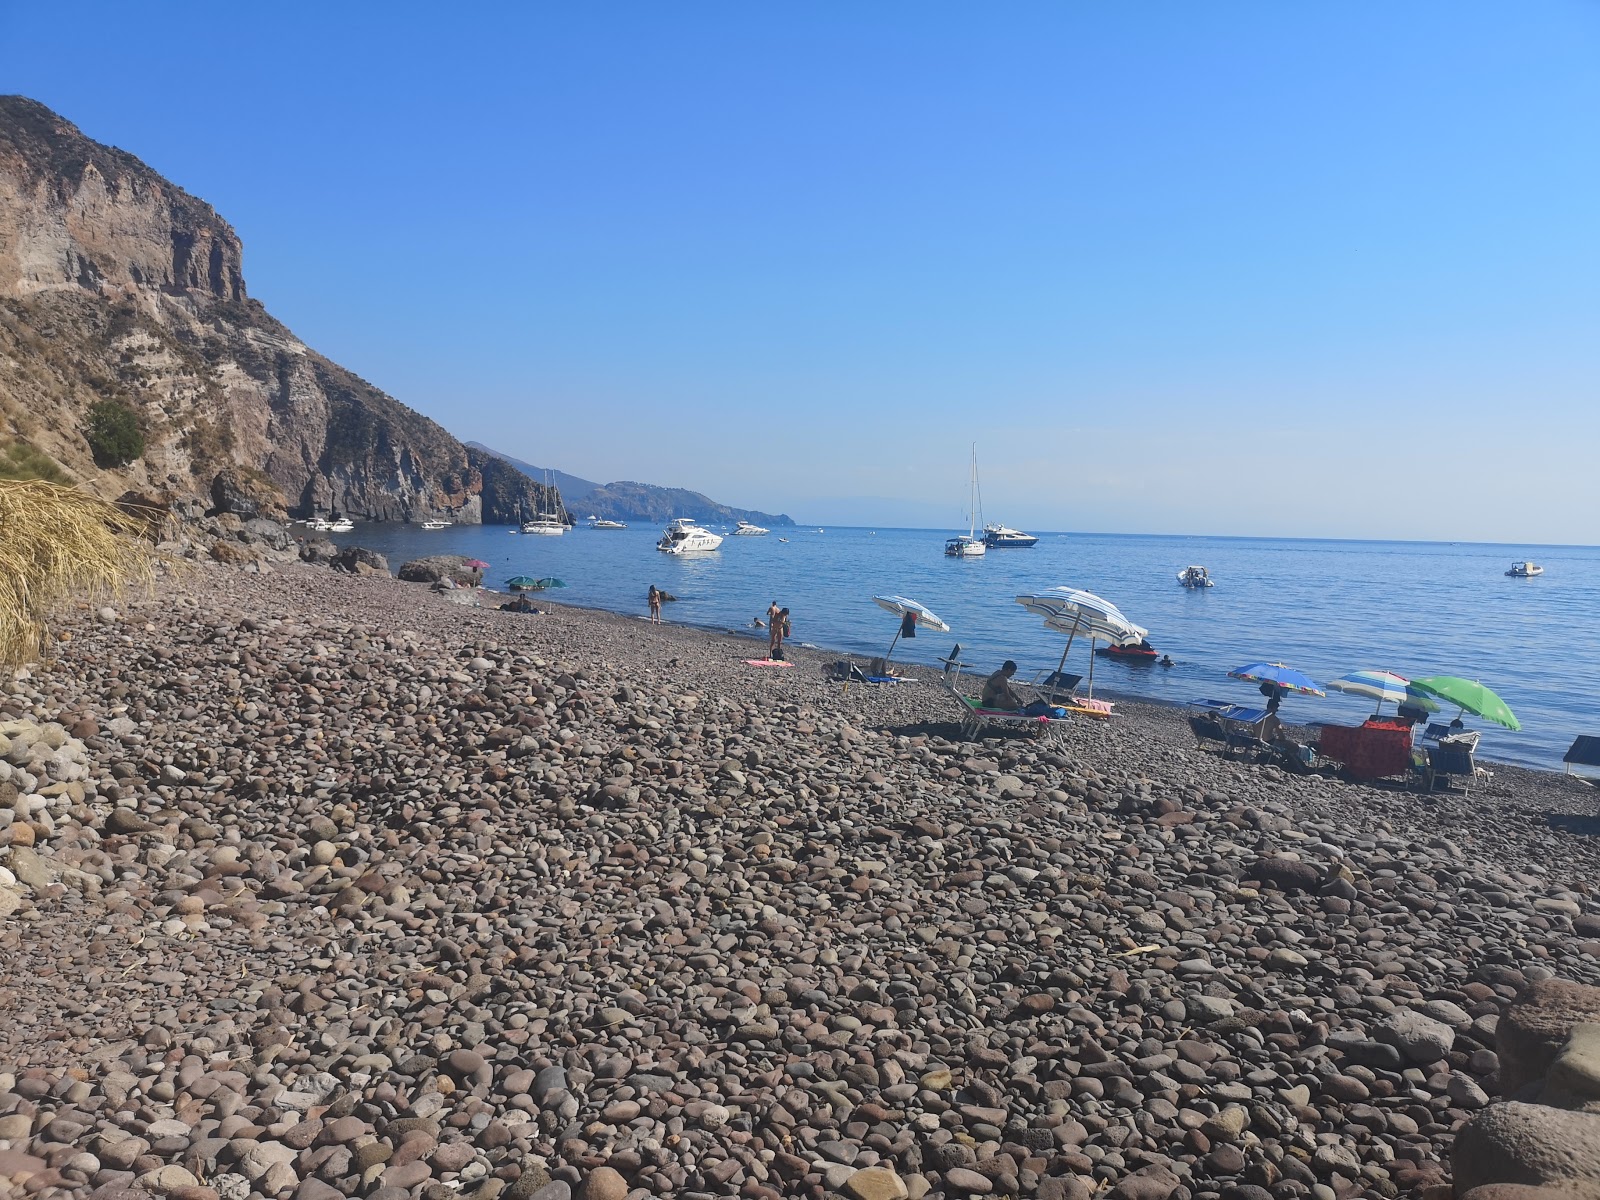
648 584 662 624
769 606 790 659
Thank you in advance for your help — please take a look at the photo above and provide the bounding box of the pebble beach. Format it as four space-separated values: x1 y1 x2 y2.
2 562 1598 1200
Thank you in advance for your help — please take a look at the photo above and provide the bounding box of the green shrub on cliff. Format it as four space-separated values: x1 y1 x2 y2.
85 399 145 467
0 441 73 484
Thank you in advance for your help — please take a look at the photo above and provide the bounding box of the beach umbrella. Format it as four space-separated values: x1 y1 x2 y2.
1327 670 1439 716
871 595 950 663
1407 676 1521 731
1017 588 1146 699
1228 662 1325 697
465 558 490 570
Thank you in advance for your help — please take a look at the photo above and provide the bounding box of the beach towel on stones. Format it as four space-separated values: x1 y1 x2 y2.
745 659 794 668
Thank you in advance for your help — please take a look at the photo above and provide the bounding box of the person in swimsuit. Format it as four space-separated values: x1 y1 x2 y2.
648 584 662 624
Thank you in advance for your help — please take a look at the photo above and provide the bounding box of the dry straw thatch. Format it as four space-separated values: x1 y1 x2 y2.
0 479 159 668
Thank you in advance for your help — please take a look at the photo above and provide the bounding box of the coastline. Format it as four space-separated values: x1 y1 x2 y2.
1 560 1596 1199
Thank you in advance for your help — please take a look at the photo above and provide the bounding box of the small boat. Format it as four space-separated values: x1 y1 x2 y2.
945 445 987 558
421 519 452 530
983 522 1038 548
657 518 724 554
589 518 627 529
731 520 769 536
778 537 789 543
507 576 565 591
1096 641 1158 661
327 517 353 533
1177 565 1213 588
306 514 351 532
1505 561 1544 577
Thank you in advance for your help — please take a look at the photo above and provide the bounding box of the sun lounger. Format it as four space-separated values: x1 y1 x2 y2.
941 654 1069 740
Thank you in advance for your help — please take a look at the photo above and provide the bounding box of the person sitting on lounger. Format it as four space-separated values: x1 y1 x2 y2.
981 660 1025 711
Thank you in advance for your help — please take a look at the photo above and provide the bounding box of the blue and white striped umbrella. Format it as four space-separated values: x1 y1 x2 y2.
1016 587 1130 624
872 595 950 633
1327 670 1439 714
1019 587 1145 699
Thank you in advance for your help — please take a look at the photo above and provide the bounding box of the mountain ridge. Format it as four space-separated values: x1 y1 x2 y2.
466 441 795 527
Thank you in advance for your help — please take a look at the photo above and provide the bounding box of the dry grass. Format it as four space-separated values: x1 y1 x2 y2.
0 479 160 667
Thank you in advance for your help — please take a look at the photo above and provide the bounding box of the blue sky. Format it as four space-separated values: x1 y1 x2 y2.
5 3 1598 540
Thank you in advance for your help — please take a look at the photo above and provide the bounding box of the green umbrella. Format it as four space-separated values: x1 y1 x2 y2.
1407 676 1521 731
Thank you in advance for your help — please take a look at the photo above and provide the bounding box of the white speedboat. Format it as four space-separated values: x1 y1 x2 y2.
1506 561 1544 577
983 522 1038 548
945 445 987 557
731 520 768 536
589 518 627 529
421 519 452 530
1177 565 1213 588
657 518 723 554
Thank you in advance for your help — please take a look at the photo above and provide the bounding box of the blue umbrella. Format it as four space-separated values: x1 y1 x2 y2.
1229 662 1325 697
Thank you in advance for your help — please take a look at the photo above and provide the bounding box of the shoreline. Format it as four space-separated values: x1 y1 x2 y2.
0 560 1596 1200
503 588 1583 783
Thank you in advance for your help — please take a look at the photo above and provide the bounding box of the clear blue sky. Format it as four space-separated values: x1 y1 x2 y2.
6 3 1598 540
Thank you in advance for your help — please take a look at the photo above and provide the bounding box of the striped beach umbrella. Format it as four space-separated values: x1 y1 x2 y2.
1228 662 1325 697
1327 670 1439 716
871 595 950 663
1018 587 1146 699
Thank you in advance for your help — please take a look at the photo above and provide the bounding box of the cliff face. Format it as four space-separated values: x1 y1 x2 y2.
0 96 555 524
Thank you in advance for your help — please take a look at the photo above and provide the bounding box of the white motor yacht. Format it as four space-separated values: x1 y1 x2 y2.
731 520 769 536
657 518 724 554
983 523 1038 548
1177 565 1213 588
421 519 452 530
589 517 628 529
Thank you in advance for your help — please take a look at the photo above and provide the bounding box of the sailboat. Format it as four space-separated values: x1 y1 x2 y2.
521 470 565 535
944 445 987 557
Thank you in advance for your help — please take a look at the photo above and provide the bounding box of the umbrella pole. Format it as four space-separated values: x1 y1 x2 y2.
884 628 902 665
1087 639 1096 699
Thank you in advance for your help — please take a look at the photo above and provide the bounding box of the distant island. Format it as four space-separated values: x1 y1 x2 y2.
466 442 796 528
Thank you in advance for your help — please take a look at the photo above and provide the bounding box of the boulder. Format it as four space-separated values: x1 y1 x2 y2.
399 556 482 587
1250 856 1320 892
333 545 389 575
209 540 260 566
238 517 292 551
298 537 337 563
1461 1186 1600 1200
209 469 283 519
1378 1009 1456 1064
1539 1023 1600 1112
1500 980 1600 1095
1451 1102 1600 1193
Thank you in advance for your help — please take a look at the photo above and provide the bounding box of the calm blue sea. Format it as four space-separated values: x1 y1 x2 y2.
328 523 1599 771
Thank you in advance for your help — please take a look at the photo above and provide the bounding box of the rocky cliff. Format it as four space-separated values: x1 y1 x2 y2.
0 96 557 524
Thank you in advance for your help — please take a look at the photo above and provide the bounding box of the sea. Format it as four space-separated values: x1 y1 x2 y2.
325 522 1599 772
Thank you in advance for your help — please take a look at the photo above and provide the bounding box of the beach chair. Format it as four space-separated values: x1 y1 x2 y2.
1188 712 1229 749
1028 669 1084 706
941 654 1069 741
1422 736 1481 795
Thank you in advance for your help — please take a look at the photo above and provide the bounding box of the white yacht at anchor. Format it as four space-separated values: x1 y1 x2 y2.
657 518 724 554
983 522 1038 548
588 517 628 529
731 520 769 536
